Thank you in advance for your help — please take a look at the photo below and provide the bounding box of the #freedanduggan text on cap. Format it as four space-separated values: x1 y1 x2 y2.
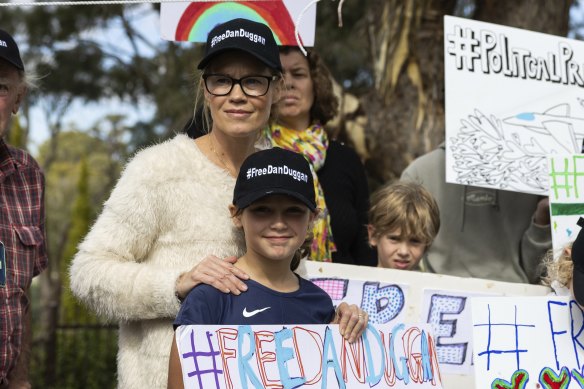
210 28 267 48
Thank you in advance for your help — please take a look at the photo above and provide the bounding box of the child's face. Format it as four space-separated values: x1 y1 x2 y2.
368 227 426 271
233 195 314 263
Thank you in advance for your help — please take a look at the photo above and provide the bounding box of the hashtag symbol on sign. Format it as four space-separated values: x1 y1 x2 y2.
246 168 251 179
446 25 481 71
549 155 584 200
182 329 223 389
549 157 574 199
475 304 534 372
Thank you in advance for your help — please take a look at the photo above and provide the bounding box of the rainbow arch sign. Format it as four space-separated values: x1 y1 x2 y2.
160 0 316 46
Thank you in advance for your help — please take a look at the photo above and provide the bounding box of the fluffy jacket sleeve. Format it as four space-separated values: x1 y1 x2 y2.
69 146 182 322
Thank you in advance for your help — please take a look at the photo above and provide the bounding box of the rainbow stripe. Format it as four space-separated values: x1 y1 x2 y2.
175 1 299 45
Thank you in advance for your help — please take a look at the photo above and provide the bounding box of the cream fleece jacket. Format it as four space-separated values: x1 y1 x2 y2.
70 134 245 388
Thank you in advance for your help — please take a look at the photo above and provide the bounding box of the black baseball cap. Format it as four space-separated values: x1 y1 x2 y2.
572 217 584 304
234 148 316 211
198 18 282 72
0 29 24 71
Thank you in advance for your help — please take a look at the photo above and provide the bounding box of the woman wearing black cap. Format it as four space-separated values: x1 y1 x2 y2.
70 18 365 389
70 19 283 389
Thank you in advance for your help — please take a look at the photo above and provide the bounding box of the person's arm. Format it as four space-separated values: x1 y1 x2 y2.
69 157 181 321
168 334 185 389
70 154 247 322
521 197 552 284
9 168 46 389
7 297 31 389
175 255 248 300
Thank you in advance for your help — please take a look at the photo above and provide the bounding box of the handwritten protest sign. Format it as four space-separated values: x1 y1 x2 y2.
548 154 584 256
472 296 584 389
160 0 316 46
175 323 442 388
309 277 492 375
444 15 584 195
297 261 550 387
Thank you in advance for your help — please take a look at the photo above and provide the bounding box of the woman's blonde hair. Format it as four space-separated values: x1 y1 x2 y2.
368 182 440 246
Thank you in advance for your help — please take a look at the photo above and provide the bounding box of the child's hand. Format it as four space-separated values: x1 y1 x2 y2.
332 302 368 343
175 255 250 300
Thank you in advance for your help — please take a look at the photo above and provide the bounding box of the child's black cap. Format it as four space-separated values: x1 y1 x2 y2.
233 148 316 211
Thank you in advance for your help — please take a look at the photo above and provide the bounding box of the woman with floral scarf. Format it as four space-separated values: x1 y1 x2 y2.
265 47 376 266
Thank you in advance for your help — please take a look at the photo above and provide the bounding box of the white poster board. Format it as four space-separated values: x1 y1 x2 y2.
176 323 443 388
548 154 584 255
472 296 584 388
444 15 584 195
297 261 550 387
160 0 316 46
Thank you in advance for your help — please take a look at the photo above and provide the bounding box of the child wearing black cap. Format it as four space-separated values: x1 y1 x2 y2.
167 148 368 388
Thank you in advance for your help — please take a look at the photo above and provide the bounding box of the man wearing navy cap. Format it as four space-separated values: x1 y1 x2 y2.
0 29 47 389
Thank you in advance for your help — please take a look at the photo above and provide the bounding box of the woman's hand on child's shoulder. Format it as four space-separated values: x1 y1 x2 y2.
175 255 250 300
332 302 368 344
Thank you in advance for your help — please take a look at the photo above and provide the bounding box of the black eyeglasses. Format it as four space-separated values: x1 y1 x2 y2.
202 74 277 97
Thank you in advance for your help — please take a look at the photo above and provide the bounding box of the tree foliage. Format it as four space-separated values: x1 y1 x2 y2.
33 127 125 386
0 4 203 155
60 157 91 322
8 115 26 149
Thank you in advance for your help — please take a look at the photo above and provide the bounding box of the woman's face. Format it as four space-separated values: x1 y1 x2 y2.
278 50 314 129
204 51 278 139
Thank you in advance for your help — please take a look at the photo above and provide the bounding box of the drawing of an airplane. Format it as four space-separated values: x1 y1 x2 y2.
503 103 584 153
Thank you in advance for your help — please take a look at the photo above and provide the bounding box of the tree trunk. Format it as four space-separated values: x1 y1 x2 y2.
363 0 456 186
363 0 572 186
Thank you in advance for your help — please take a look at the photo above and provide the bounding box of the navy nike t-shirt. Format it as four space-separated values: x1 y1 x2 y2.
174 275 335 326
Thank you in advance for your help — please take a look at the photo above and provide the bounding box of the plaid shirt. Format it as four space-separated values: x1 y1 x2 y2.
0 139 47 383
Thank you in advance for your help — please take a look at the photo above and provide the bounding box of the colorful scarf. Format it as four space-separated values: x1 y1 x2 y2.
265 123 336 262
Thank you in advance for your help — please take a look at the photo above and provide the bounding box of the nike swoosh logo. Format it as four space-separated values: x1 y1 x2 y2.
243 306 271 318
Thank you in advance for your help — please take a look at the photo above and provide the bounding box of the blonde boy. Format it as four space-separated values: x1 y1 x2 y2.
368 182 440 271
